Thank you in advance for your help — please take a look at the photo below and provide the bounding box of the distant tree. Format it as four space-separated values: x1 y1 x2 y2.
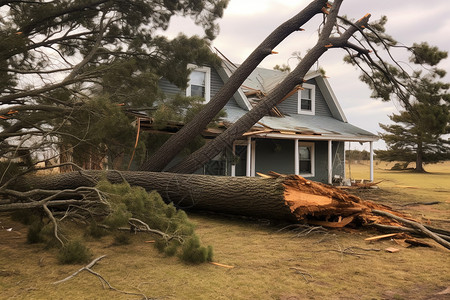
346 150 370 161
365 44 450 172
273 64 291 73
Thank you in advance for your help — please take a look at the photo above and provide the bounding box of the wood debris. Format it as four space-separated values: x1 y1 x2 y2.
364 233 399 241
385 247 400 253
210 262 235 269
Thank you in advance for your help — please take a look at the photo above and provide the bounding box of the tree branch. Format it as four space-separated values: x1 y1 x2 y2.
372 209 450 250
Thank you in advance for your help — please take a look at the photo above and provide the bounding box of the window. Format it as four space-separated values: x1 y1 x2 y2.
298 142 314 176
298 83 315 115
186 64 211 103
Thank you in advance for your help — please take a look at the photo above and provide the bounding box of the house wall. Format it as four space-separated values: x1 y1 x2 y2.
158 67 236 103
157 67 347 183
254 139 295 175
250 138 344 183
276 78 333 117
306 140 345 182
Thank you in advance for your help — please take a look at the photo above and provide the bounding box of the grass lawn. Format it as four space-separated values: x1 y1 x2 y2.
0 161 449 299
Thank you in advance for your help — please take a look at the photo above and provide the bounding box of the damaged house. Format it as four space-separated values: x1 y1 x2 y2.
140 60 378 184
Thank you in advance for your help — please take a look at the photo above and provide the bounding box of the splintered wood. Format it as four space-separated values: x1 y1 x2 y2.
266 172 407 228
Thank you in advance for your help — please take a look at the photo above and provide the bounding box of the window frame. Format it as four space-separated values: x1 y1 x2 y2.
186 64 211 103
297 83 315 115
298 142 315 177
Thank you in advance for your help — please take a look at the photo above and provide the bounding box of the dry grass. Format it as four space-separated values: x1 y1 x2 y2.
1 162 449 300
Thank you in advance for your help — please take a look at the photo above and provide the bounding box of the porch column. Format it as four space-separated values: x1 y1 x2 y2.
294 139 299 175
343 142 346 179
370 141 374 182
231 143 236 177
251 139 256 177
246 137 251 177
328 140 332 184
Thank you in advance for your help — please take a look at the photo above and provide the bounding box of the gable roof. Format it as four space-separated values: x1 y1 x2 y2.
216 62 376 142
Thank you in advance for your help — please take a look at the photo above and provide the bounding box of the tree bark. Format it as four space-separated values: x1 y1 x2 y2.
139 0 329 172
170 2 371 174
14 171 294 221
12 170 401 226
415 141 425 172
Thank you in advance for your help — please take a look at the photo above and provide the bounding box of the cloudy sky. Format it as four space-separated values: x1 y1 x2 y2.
165 0 450 150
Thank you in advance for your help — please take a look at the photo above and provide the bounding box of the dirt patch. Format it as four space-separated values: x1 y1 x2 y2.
0 214 28 250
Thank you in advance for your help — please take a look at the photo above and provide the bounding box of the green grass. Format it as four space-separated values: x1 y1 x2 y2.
0 162 449 299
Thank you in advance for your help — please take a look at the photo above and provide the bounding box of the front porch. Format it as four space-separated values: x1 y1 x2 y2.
204 135 376 185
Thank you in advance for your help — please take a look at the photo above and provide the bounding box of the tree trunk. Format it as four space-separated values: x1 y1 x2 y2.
139 0 328 172
415 141 425 172
13 170 397 225
170 2 371 174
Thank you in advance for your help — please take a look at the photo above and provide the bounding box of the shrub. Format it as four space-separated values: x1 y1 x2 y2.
112 233 131 246
58 240 92 264
86 222 109 239
26 220 44 244
96 180 213 263
179 235 214 264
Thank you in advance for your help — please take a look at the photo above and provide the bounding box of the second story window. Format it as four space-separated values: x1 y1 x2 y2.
298 83 315 115
186 64 211 103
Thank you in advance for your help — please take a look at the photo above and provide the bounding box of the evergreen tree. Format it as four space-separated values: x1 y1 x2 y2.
0 0 228 169
375 66 450 171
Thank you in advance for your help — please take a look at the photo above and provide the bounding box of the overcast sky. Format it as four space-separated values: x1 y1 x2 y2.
165 0 450 150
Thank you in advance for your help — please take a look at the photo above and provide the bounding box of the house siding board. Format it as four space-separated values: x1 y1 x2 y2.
210 67 222 98
276 93 298 115
310 140 328 182
254 139 295 175
276 79 332 117
159 67 240 107
312 79 333 117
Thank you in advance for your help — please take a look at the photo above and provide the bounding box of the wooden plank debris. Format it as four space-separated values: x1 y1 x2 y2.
210 262 234 269
385 247 400 253
364 233 399 241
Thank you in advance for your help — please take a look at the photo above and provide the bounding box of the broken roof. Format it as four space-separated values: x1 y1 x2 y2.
224 105 377 142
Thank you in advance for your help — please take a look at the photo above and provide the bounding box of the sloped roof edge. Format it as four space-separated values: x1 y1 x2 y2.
216 61 253 111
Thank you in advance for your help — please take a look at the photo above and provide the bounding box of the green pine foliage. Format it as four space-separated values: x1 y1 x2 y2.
58 240 92 265
26 220 45 244
112 233 132 246
1 0 228 171
343 16 450 171
180 235 214 264
96 180 213 263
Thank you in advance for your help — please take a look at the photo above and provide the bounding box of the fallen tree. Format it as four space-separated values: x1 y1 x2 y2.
5 170 450 249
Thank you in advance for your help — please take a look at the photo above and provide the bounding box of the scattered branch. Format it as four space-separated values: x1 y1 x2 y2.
289 267 313 283
53 255 150 299
372 209 450 250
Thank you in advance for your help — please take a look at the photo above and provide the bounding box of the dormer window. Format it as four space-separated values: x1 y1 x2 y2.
186 64 211 103
298 83 315 115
